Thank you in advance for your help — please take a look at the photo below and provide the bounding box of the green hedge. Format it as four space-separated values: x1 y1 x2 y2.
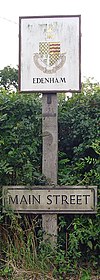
0 92 44 186
0 80 100 275
58 83 100 186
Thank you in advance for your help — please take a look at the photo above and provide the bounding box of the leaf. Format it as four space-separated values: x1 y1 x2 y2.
87 240 93 250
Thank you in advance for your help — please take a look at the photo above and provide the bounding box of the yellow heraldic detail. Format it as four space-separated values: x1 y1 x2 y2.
33 41 66 74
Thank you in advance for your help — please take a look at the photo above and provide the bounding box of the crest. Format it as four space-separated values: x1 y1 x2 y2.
33 41 66 74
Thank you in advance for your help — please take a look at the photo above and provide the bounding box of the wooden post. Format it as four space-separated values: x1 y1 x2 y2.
42 93 58 245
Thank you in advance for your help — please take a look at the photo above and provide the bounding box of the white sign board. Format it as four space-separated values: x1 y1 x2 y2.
19 15 81 93
3 186 97 214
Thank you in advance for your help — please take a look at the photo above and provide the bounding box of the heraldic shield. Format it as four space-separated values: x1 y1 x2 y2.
33 41 66 74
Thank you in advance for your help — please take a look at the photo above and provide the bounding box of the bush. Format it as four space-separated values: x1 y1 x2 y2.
58 81 100 186
0 91 44 186
0 79 100 278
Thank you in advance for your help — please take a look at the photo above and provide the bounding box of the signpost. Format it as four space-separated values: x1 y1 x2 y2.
2 15 97 245
42 93 58 243
19 15 81 93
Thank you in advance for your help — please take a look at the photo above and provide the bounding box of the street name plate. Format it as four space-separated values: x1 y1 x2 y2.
3 186 97 214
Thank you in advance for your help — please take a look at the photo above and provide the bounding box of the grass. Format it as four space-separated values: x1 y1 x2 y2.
0 214 100 280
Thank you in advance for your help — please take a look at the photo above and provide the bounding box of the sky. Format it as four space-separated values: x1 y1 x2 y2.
0 0 100 82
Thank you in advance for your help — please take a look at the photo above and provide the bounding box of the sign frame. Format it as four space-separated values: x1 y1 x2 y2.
19 15 81 93
3 185 97 214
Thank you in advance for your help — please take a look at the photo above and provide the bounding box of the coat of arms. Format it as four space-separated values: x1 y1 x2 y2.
33 41 66 74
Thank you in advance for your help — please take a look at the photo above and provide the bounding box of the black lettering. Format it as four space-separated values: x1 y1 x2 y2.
40 78 44 83
33 77 67 84
52 78 55 83
37 78 41 83
77 195 82 204
53 195 60 204
33 78 36 83
62 195 69 204
32 195 40 204
9 195 18 204
29 195 31 204
60 77 66 83
50 78 54 83
70 195 75 204
45 78 49 83
47 195 52 204
20 195 28 204
55 78 59 83
83 195 90 204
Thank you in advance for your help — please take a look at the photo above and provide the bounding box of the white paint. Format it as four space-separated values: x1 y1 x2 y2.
0 0 100 83
3 186 97 213
20 16 80 92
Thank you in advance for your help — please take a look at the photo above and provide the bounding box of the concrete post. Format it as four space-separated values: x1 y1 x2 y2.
42 93 58 245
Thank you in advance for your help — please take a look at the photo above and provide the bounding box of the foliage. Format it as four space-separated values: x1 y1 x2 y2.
0 214 44 279
0 214 99 279
57 80 100 277
58 80 100 186
0 65 18 91
0 91 45 186
0 78 100 279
